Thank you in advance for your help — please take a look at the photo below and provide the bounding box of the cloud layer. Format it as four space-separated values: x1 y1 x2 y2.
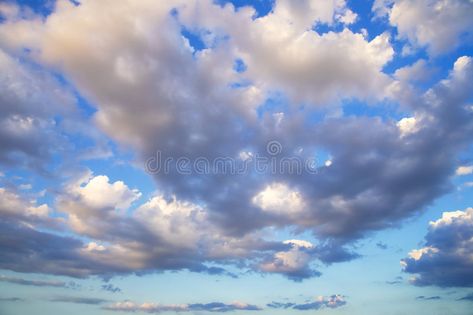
0 0 472 287
103 301 262 313
268 295 346 311
373 0 473 55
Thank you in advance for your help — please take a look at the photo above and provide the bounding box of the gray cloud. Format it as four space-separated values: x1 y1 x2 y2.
0 48 71 171
49 296 108 305
269 295 346 311
402 208 473 287
0 47 107 175
386 276 403 285
0 297 23 302
0 182 288 280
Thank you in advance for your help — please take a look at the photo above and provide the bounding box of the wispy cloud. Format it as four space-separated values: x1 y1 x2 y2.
457 293 473 301
416 296 441 301
102 284 121 293
0 297 23 302
376 242 388 250
0 275 73 288
49 296 109 305
266 302 295 309
103 301 262 313
386 276 403 285
268 295 346 311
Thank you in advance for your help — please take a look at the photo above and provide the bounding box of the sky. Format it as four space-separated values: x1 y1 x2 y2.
0 0 473 314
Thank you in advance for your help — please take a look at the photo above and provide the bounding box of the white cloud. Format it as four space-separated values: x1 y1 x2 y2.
57 172 141 237
429 209 469 228
0 187 50 218
84 242 106 252
456 165 473 175
453 56 472 74
70 175 141 210
284 239 313 249
134 195 207 249
394 59 433 83
397 117 418 137
179 0 393 106
252 183 305 216
51 170 307 278
0 2 404 249
260 239 318 280
372 0 394 17
336 9 358 25
375 0 473 55
406 246 439 261
271 0 348 31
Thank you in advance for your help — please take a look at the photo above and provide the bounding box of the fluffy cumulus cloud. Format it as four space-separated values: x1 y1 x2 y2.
1 171 295 279
373 0 473 55
402 208 473 287
260 240 319 281
249 55 473 244
103 301 261 313
252 183 305 217
0 0 472 286
56 172 142 239
181 0 393 105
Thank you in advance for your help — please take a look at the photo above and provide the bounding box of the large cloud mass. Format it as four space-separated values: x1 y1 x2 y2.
0 0 472 283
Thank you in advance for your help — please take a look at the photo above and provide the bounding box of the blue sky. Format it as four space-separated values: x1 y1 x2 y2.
1 0 473 314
